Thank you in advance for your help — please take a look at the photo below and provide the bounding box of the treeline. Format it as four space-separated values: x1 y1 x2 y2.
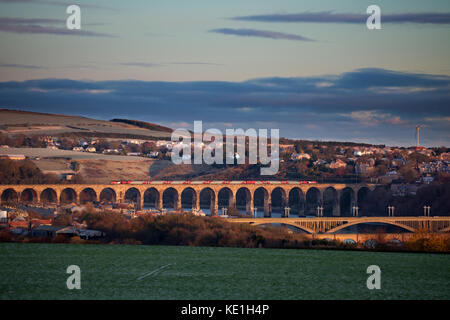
0 133 46 148
110 119 173 133
79 211 311 248
0 159 84 184
55 211 450 252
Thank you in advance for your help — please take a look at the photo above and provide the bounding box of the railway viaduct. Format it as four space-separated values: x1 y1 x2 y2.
0 182 377 217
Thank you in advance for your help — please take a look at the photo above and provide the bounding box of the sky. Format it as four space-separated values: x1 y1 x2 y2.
0 0 449 147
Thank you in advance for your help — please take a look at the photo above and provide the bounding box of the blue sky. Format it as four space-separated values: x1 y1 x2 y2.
0 0 449 146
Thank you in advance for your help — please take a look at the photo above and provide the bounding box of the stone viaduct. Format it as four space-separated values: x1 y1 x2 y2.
0 182 377 217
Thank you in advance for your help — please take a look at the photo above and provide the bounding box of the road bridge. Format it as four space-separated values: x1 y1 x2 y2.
227 217 450 234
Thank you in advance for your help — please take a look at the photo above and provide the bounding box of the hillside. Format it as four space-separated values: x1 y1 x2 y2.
0 109 172 139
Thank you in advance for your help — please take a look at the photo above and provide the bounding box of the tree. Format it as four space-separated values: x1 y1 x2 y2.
399 165 419 183
71 161 80 172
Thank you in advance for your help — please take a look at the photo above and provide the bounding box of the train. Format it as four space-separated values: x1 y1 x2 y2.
110 180 317 185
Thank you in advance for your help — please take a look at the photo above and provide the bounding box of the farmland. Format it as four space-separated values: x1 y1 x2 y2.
0 243 449 300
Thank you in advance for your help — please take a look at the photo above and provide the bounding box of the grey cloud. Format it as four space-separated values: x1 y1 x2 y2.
0 0 114 10
0 68 448 146
0 63 44 69
0 16 115 37
232 11 450 24
119 62 162 68
209 28 314 41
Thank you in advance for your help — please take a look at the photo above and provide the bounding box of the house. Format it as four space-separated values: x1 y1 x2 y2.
391 184 418 196
290 153 311 161
328 159 347 169
355 163 374 175
56 226 79 237
31 219 52 227
354 150 373 157
422 176 434 184
147 151 159 158
156 140 170 147
391 158 406 167
0 154 26 160
31 225 64 238
78 229 105 239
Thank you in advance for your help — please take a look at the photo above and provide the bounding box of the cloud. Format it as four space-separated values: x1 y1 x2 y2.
119 62 162 68
0 16 115 37
168 62 223 66
344 111 406 126
232 11 450 24
0 68 448 146
0 17 62 24
120 62 223 67
209 28 314 41
0 63 44 69
0 0 114 10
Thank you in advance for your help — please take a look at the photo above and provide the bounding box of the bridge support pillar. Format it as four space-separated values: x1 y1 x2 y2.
333 203 340 216
139 197 144 211
195 196 200 212
264 201 271 217
212 197 218 216
157 197 163 211
247 198 254 216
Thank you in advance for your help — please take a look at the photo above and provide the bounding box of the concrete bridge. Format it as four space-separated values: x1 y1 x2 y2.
227 217 450 234
0 182 377 216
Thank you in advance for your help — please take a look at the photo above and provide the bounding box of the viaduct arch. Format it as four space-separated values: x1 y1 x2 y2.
0 182 376 216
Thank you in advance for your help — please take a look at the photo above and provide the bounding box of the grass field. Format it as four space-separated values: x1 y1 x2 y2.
0 243 449 300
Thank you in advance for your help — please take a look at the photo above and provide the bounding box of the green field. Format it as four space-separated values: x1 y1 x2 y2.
0 243 449 300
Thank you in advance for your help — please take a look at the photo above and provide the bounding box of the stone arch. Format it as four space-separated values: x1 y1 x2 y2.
124 187 141 209
357 186 371 216
340 187 355 217
79 188 97 204
21 188 38 204
60 188 77 204
1 188 19 204
236 187 252 215
288 187 305 216
305 187 321 216
99 188 116 204
218 187 234 210
40 188 58 204
323 187 338 217
162 187 179 210
199 187 215 215
271 187 288 217
144 187 160 209
181 187 197 211
254 187 270 217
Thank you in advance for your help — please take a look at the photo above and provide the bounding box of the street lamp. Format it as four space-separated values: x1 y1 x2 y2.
316 205 323 217
284 207 290 218
388 206 395 217
352 205 359 217
423 206 431 217
253 207 257 218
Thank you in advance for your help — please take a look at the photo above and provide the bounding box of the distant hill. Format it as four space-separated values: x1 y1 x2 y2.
0 109 172 139
110 119 173 133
